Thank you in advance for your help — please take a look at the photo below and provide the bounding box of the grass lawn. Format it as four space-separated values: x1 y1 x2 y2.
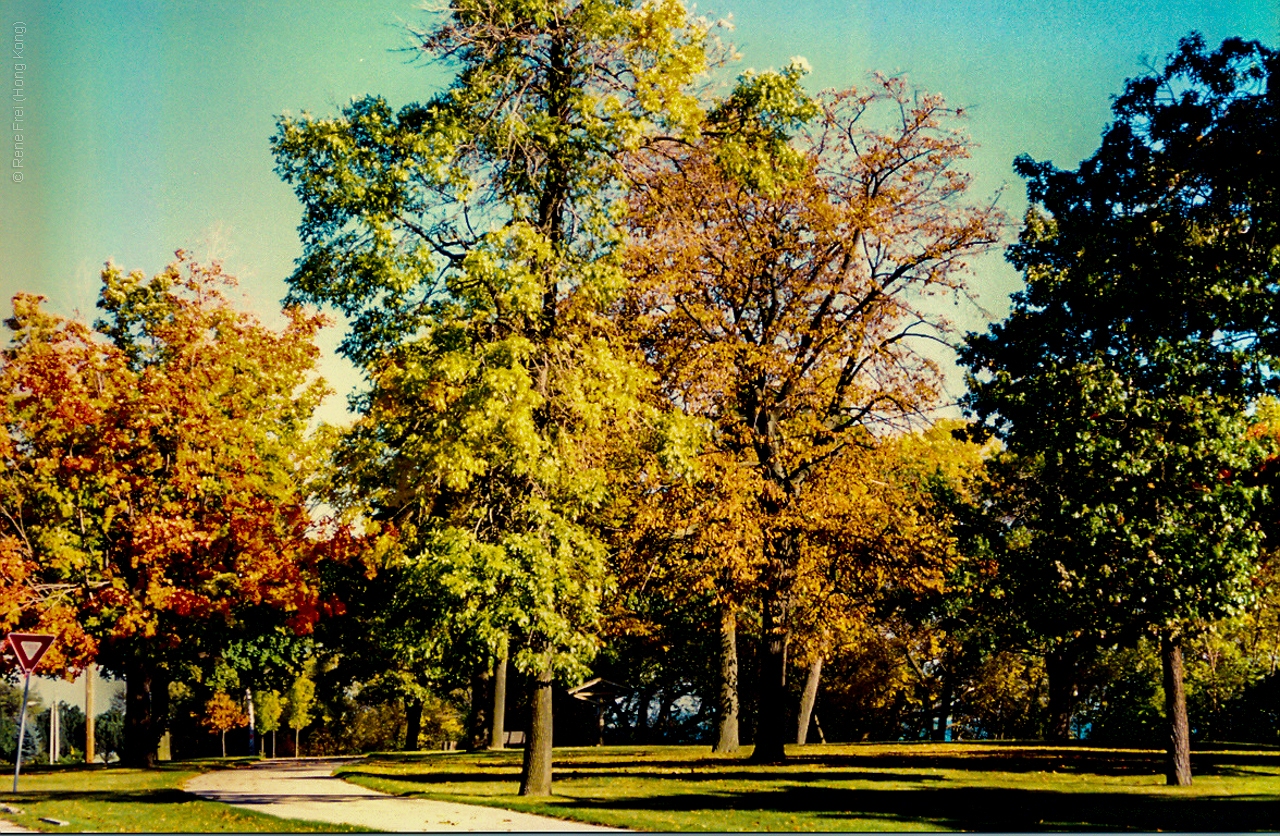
0 760 370 833
339 742 1280 831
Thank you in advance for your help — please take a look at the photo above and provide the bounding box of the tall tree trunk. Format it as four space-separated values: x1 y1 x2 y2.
933 649 955 742
404 696 423 751
932 685 951 742
122 660 167 768
489 634 509 750
220 729 227 758
747 547 788 763
795 654 823 745
750 610 790 763
749 530 796 764
519 656 554 796
713 604 740 753
1162 629 1192 786
466 666 492 751
1045 642 1079 742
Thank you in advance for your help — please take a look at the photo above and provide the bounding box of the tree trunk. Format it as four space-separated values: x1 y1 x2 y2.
466 666 492 751
122 660 167 768
637 686 657 744
220 729 227 758
404 696 423 751
713 605 740 753
519 657 554 796
750 614 789 763
749 532 796 764
1162 630 1193 786
930 646 957 742
795 654 823 745
1045 642 1079 742
490 635 509 750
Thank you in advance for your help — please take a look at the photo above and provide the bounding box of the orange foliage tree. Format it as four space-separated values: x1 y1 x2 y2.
621 74 1003 761
201 690 249 758
0 254 336 766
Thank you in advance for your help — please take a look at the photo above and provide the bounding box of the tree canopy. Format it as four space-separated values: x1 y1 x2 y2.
622 72 1002 761
962 33 1279 785
272 0 726 795
0 255 335 766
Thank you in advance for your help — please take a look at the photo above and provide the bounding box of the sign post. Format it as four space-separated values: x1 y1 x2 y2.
7 632 54 792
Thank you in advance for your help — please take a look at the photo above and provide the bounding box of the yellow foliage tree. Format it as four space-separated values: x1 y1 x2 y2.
622 75 1002 762
202 691 247 758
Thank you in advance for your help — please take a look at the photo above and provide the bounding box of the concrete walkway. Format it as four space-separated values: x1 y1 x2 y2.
184 757 621 832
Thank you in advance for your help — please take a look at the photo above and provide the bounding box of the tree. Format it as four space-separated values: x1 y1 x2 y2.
961 34 1279 784
253 690 284 758
272 0 720 795
202 691 248 758
615 445 768 752
285 663 317 755
788 421 991 744
93 692 126 763
0 255 334 766
621 73 1002 762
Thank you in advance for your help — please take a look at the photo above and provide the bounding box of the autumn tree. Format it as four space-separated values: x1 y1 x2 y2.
0 255 334 766
962 35 1279 784
272 0 722 794
202 691 248 758
622 73 1002 762
787 421 990 745
615 443 770 752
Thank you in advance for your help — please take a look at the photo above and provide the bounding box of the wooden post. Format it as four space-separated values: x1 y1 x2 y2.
85 665 96 764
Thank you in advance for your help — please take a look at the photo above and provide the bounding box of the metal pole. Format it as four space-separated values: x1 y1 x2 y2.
12 670 32 792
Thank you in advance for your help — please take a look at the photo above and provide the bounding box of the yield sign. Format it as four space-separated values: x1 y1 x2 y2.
7 633 55 673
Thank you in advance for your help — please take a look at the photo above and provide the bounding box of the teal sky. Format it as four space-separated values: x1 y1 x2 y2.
2 0 1277 424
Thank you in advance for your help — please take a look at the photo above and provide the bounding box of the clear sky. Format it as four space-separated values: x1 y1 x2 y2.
1 0 1277 427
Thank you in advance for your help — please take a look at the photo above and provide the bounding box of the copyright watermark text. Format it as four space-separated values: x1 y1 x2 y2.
11 21 26 182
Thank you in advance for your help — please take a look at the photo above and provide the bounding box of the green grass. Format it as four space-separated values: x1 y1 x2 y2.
338 742 1280 831
0 759 370 832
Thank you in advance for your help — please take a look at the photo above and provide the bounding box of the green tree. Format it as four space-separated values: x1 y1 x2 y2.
285 664 317 755
93 692 126 763
253 689 284 757
961 34 1279 784
272 0 718 795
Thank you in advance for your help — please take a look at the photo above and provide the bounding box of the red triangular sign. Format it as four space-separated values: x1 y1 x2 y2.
7 632 55 673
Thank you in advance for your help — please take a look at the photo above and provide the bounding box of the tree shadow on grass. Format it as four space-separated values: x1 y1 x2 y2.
338 767 939 786
359 745 1280 785
563 784 1280 832
6 789 196 806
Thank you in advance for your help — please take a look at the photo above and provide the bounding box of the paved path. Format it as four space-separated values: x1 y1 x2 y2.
184 757 621 832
